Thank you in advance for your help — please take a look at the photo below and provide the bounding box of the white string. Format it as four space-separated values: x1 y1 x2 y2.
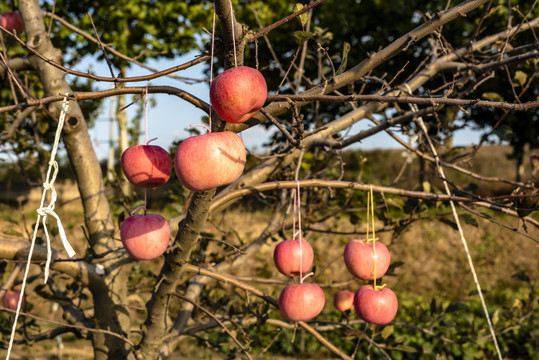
404 84 502 360
6 95 76 360
229 0 237 67
209 8 216 130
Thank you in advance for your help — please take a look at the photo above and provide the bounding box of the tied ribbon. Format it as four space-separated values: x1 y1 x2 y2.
37 96 76 283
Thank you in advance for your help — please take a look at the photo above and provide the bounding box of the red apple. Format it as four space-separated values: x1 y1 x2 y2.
333 290 355 312
273 239 313 277
209 66 267 124
174 131 246 192
120 214 170 260
121 145 172 188
344 239 390 280
1 12 24 35
279 283 325 322
354 285 398 325
2 290 24 311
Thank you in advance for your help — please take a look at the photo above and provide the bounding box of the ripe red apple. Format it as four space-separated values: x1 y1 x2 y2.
209 66 267 124
354 285 398 325
120 214 170 260
344 239 390 280
333 289 355 312
1 12 24 35
273 239 314 277
174 131 246 192
279 283 325 322
121 145 172 188
2 290 24 311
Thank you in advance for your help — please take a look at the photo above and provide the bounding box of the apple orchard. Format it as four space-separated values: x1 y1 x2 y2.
0 1 538 359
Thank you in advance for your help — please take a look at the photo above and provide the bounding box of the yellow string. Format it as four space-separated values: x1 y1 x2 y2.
367 186 385 291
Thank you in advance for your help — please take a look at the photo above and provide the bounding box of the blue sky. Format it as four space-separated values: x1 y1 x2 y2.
75 52 483 161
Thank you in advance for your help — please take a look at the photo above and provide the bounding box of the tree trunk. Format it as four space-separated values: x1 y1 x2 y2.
18 1 130 358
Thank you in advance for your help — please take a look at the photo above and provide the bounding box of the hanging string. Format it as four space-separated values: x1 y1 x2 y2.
229 0 237 67
296 181 303 282
6 95 76 360
209 8 216 130
144 86 149 145
366 186 383 290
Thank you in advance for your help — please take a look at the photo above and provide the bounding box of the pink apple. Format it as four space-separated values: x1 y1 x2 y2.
344 239 390 280
120 214 170 260
279 283 325 322
2 290 24 311
121 145 172 188
333 290 355 312
174 131 246 192
273 239 314 277
354 285 398 325
209 66 267 124
1 12 24 35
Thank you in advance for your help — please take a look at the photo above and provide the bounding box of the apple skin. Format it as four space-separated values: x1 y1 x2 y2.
2 290 24 311
273 239 314 277
209 66 267 124
120 214 170 260
121 145 172 188
343 239 390 280
1 12 24 35
174 131 246 192
333 290 355 312
279 283 325 322
354 285 398 325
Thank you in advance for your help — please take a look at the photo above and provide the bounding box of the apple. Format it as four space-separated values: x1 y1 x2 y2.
354 285 398 325
343 239 390 280
121 145 172 188
2 290 24 311
120 213 170 260
333 289 355 312
174 131 246 192
273 239 314 277
209 66 267 124
279 283 325 322
1 12 24 35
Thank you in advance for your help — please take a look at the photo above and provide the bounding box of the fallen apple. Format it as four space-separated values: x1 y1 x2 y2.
354 284 398 325
174 131 246 192
2 290 24 311
344 239 390 280
279 283 325 322
273 239 314 277
1 12 24 35
121 144 172 188
333 289 355 312
120 213 170 260
209 66 267 124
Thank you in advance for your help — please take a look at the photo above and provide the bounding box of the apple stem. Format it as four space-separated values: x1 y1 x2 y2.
146 137 158 145
300 272 314 283
189 123 211 134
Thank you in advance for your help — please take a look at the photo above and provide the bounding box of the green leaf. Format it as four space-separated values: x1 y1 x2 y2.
491 308 500 326
335 42 350 75
440 218 458 231
513 70 527 87
293 31 314 45
460 213 478 227
381 325 394 339
445 302 468 313
511 271 530 283
385 197 404 210
295 3 309 28
481 92 504 102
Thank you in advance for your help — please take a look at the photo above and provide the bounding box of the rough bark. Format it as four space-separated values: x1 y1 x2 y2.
18 1 130 358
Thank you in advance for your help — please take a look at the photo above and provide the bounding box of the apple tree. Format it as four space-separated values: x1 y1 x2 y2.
0 0 538 359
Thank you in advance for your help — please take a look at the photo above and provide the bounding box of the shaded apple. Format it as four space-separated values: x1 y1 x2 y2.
174 131 246 192
1 12 24 35
279 283 325 322
121 145 172 188
2 290 24 311
354 284 398 325
120 213 170 260
344 239 390 280
333 289 355 312
209 66 267 124
273 239 313 277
